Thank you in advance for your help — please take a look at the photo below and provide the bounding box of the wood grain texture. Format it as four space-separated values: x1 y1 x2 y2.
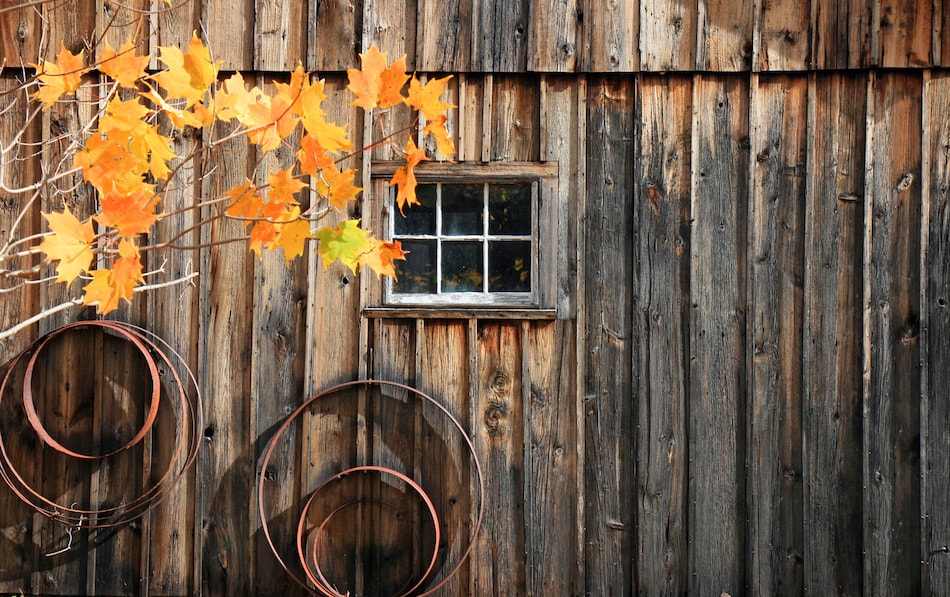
878 0 932 67
813 0 873 69
639 0 696 72
0 0 40 66
748 73 806 596
922 70 950 592
634 73 690 594
941 0 950 66
255 0 307 70
197 117 255 596
416 0 472 71
583 75 634 596
754 0 810 71
864 70 922 597
581 0 638 71
41 0 95 59
697 0 754 70
688 73 748 594
97 0 150 56
363 0 416 70
309 0 361 70
473 0 530 71
529 0 579 72
202 0 254 70
524 320 577 595
490 75 540 162
802 71 866 595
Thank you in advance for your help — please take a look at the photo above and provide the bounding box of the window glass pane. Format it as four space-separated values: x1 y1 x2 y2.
393 240 436 294
488 183 531 235
442 241 483 292
395 184 436 235
441 184 483 236
488 240 531 292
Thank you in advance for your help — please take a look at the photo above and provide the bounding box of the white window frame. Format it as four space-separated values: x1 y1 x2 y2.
367 161 559 313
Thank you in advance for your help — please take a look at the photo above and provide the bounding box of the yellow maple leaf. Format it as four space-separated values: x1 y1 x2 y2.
360 238 406 278
275 218 312 262
243 92 297 152
32 43 86 107
389 138 428 213
82 239 144 314
423 114 457 161
96 189 159 237
38 205 95 283
406 75 454 120
346 46 408 111
316 165 361 209
214 73 261 122
267 168 306 207
98 40 149 88
154 32 218 107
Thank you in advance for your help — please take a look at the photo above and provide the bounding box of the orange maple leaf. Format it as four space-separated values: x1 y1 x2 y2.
267 168 305 207
32 43 86 107
346 46 408 110
316 165 361 209
38 205 95 283
154 32 218 107
360 238 407 278
248 220 277 257
274 218 312 262
96 189 159 237
405 75 454 120
98 40 149 88
297 134 336 177
82 239 144 314
224 180 263 221
423 114 456 161
389 138 428 212
243 92 297 152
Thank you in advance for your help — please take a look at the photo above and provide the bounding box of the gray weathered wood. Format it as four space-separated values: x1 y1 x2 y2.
812 0 873 69
864 70 923 597
529 0 579 72
696 0 754 70
640 0 696 71
688 73 748 594
754 0 810 71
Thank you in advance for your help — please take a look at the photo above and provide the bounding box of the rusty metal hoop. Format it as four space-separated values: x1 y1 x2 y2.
258 379 485 596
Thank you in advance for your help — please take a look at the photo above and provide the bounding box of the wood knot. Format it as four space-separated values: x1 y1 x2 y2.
491 370 510 393
483 400 508 436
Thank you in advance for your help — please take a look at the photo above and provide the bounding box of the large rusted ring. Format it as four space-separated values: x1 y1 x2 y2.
21 321 161 459
0 320 202 528
297 466 441 597
258 379 485 596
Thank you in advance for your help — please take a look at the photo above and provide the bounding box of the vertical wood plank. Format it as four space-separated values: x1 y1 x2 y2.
363 0 416 70
940 0 950 66
457 74 485 161
529 0 579 72
472 322 526 594
812 0 873 69
202 0 254 70
42 0 96 59
634 73 691 594
490 75 540 162
417 321 471 596
255 0 308 71
581 0 638 72
473 0 530 71
802 71 866 595
197 117 255 596
922 70 950 592
864 70 923 597
639 0 696 72
251 92 307 596
308 0 361 70
696 0 754 70
149 0 200 57
583 75 634 596
0 0 40 66
688 73 748 594
754 0 810 71
145 113 200 597
416 0 472 71
879 0 932 67
523 321 577 595
747 73 806 596
97 0 150 55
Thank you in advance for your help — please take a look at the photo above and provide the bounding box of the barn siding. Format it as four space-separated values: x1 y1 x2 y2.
1 2 949 595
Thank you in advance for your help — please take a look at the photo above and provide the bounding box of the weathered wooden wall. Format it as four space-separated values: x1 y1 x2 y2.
1 0 949 595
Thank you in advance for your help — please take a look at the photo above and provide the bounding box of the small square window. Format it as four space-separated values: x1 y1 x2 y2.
388 181 537 306
368 161 559 314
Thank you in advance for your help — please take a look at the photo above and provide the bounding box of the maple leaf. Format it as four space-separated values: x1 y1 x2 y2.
297 134 336 177
82 239 144 314
74 135 149 194
267 168 306 207
98 40 149 88
142 87 212 129
406 75 454 120
32 43 86 107
316 165 361 209
224 180 262 222
243 92 297 152
315 219 371 272
389 138 428 212
275 218 312 262
38 205 95 283
360 238 406 278
154 32 218 107
96 189 159 237
214 73 261 122
346 46 408 110
248 220 277 257
423 114 456 161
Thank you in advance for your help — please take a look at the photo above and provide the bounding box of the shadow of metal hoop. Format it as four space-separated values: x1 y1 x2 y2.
258 379 485 596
